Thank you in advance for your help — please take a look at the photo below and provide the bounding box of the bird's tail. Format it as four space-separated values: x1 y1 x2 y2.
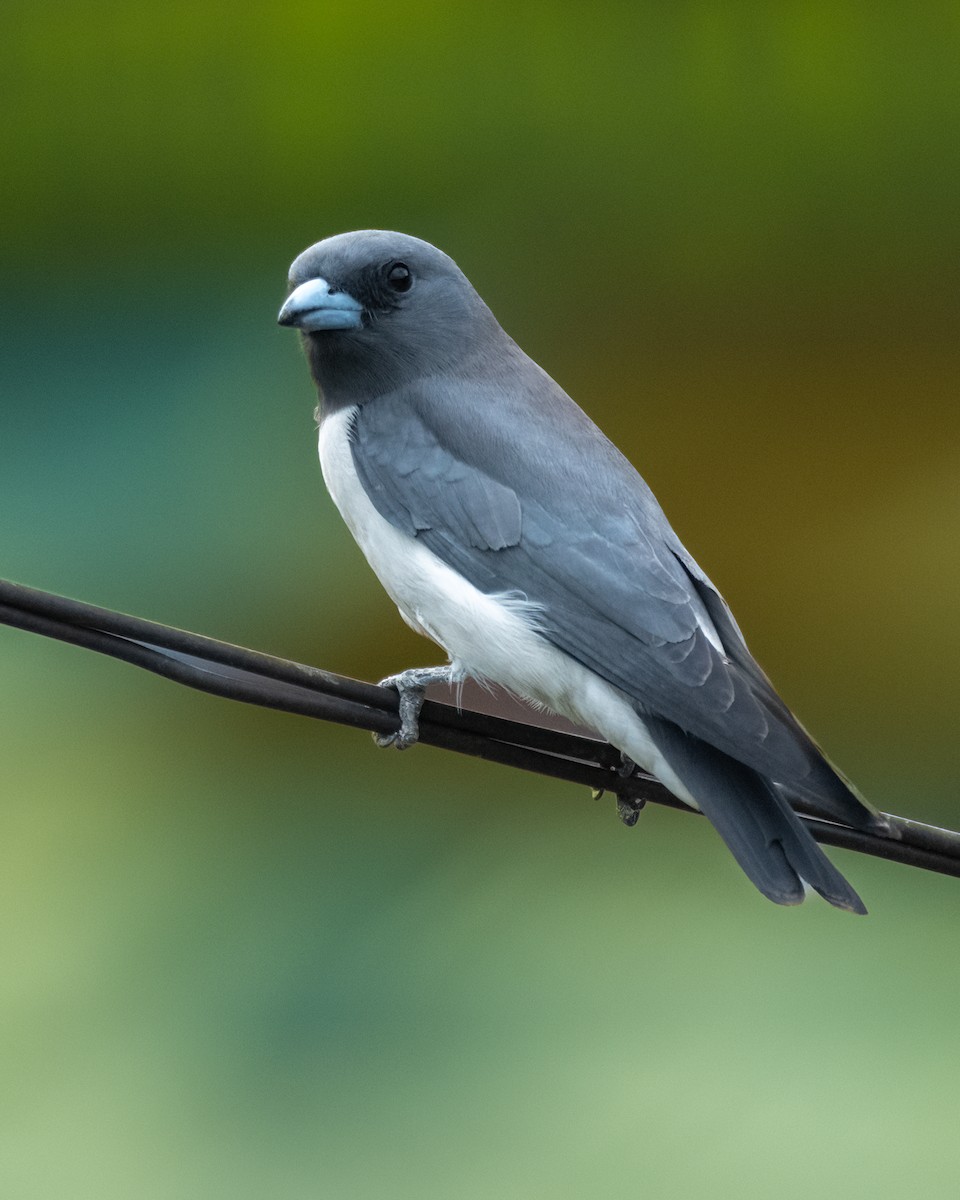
645 715 867 913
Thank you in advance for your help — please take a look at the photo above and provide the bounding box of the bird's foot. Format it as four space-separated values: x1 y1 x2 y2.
373 666 456 750
615 754 647 825
592 753 646 826
616 794 645 827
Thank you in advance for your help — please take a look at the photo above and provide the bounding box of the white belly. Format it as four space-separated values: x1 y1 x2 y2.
317 406 697 802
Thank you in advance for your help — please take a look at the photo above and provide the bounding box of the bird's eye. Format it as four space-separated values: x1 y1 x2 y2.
386 262 413 293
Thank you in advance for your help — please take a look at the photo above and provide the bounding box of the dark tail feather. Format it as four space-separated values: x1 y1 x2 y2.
646 716 867 914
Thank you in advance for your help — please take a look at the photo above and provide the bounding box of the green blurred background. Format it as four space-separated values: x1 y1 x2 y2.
3 3 959 1197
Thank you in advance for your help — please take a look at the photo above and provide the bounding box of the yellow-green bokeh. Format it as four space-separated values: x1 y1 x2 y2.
2 4 959 1198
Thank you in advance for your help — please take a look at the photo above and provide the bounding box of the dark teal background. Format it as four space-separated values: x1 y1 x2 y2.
2 4 959 1197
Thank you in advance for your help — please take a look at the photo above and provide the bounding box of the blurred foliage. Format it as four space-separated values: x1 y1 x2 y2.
2 3 959 1198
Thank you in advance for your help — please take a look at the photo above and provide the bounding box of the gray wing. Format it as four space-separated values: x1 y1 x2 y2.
348 383 867 818
351 384 521 551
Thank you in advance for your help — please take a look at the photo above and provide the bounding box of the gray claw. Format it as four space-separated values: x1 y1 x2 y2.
373 666 456 750
617 795 644 827
615 753 646 825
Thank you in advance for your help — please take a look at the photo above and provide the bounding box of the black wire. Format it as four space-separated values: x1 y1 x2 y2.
1 578 958 880
0 582 662 803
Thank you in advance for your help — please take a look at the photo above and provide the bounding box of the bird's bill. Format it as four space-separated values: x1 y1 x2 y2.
277 277 363 331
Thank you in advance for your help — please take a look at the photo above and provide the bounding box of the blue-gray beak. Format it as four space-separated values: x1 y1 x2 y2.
277 277 364 331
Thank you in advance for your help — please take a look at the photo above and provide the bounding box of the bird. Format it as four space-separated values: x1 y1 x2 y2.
278 229 893 912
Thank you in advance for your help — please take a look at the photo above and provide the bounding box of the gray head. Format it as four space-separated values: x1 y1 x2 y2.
278 230 502 411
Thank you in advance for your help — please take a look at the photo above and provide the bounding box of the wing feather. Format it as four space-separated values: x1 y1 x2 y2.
348 381 875 822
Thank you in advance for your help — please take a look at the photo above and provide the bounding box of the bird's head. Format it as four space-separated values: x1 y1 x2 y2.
278 230 499 410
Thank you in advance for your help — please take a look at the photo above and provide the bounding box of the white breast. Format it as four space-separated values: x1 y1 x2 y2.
316 406 697 803
318 407 549 684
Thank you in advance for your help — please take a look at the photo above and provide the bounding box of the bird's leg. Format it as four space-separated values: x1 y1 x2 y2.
373 665 457 750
